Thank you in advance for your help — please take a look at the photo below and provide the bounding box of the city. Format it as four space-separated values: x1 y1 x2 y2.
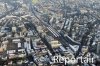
0 0 100 66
